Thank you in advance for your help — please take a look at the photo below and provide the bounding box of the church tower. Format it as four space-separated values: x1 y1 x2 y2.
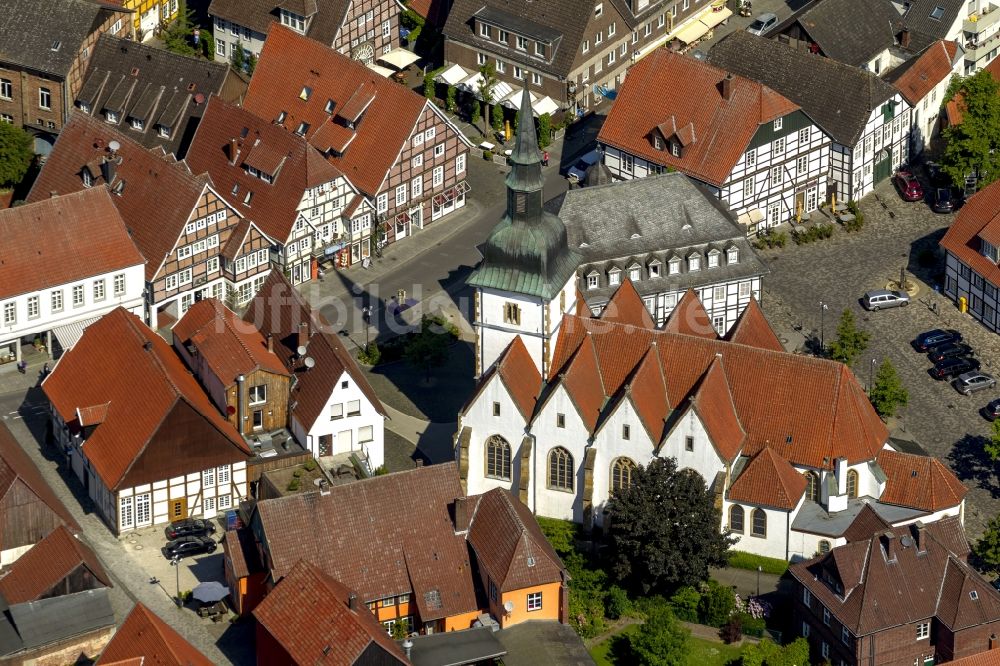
468 83 581 379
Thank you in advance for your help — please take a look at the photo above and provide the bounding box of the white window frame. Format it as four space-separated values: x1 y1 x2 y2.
412 154 423 168
456 153 466 174
527 592 542 611
39 87 51 110
773 117 783 131
433 166 444 187
411 176 423 198
413 132 424 147
395 184 407 206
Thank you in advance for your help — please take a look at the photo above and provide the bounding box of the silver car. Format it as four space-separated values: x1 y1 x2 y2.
953 371 997 396
863 289 910 311
746 13 778 36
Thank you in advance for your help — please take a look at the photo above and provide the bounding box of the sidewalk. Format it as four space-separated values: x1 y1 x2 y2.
0 350 51 394
382 404 457 464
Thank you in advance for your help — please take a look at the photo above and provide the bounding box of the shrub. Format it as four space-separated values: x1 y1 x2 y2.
536 517 582 557
423 72 435 100
292 469 302 478
303 459 317 472
483 150 493 160
538 113 552 148
287 478 301 491
721 615 743 644
668 586 701 622
491 103 504 133
357 342 381 365
446 85 457 113
605 585 632 620
791 223 834 244
738 612 766 637
373 465 388 476
753 229 788 250
727 551 789 576
844 215 865 232
697 579 735 627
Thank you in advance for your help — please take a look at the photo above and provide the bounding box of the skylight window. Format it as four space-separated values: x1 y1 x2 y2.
51 41 61 52
300 86 312 101
930 5 945 19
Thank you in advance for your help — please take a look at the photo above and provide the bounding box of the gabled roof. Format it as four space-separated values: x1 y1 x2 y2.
466 489 564 593
0 0 111 77
899 0 965 40
96 603 213 665
0 526 111 605
497 337 542 420
253 559 408 666
842 503 891 542
727 447 806 509
208 0 352 46
876 448 968 512
887 39 961 105
243 25 429 197
709 31 901 146
223 528 263 580
0 424 79 534
251 463 478 622
624 350 669 443
42 308 250 490
186 96 349 243
242 271 385 430
662 289 718 339
598 50 799 187
27 112 222 282
782 0 899 67
0 188 144 301
558 336 606 432
599 279 655 329
686 357 746 462
940 179 1000 287
173 297 290 383
725 297 783 351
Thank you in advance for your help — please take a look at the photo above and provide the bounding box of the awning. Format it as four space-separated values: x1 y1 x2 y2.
675 19 710 44
501 88 536 110
700 7 732 29
491 81 513 101
51 316 102 351
737 209 764 226
435 63 470 85
457 71 484 93
366 63 394 78
378 47 420 70
532 95 559 116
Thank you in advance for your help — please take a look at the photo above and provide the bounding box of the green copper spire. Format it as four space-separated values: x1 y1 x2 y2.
505 81 544 192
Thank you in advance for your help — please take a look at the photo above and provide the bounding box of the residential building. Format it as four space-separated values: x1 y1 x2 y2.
74 34 236 159
887 40 965 156
0 423 80 566
223 528 265 616
42 307 252 534
443 0 734 114
556 173 767 332
27 113 274 329
228 463 567 634
791 517 1000 665
941 179 1000 332
253 560 409 665
0 188 145 364
242 271 387 471
96 602 213 665
243 26 473 247
891 0 999 73
598 50 832 234
710 31 911 202
186 97 375 278
125 0 181 42
0 0 131 147
208 0 402 67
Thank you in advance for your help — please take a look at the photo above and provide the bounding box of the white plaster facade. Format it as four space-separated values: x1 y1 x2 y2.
842 92 911 201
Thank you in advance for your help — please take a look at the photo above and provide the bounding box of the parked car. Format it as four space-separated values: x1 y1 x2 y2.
164 518 216 540
162 536 217 560
746 12 778 35
566 150 601 184
953 371 997 395
914 329 962 352
932 188 954 213
927 342 975 363
982 398 1000 420
931 356 981 379
863 289 910 311
926 162 952 189
893 171 924 201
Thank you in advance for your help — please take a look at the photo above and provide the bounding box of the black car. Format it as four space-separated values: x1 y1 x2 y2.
932 188 954 213
927 342 975 363
164 518 216 540
931 356 981 379
162 536 217 560
914 329 962 352
982 398 1000 421
926 162 953 189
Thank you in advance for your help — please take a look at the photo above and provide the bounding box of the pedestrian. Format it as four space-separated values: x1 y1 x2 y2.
16 361 26 374
42 363 49 376
542 151 550 166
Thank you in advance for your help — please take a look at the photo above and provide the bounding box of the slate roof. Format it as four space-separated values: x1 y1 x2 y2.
790 517 1000 637
243 25 433 197
27 113 219 282
186 96 351 244
898 0 965 40
726 298 784 352
886 39 961 105
251 463 479 622
209 0 352 46
253 559 408 666
1 588 114 655
0 423 79 536
96 602 213 665
709 31 901 146
0 0 109 77
941 177 1000 285
42 307 251 491
777 0 899 67
728 447 807 509
876 448 968 512
241 270 386 432
0 526 111 605
0 188 144 301
77 34 229 159
598 50 800 187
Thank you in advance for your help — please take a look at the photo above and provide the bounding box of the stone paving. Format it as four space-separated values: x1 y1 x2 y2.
757 174 1000 540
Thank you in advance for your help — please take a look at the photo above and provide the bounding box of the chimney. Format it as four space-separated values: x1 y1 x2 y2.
49 190 58 198
348 592 359 610
990 633 999 650
720 73 734 101
228 138 239 165
881 531 896 562
914 521 927 552
900 28 911 48
297 322 309 352
415 458 424 467
266 333 274 354
454 496 470 532
101 157 116 185
143 341 152 351
236 374 246 436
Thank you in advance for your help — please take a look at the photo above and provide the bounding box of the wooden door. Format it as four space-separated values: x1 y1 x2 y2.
170 497 187 521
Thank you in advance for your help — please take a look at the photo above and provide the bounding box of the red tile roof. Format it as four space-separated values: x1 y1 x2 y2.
728 447 806 510
173 298 289 382
251 463 478 622
253 559 407 666
467 489 564 593
662 289 718 339
889 40 960 105
625 350 669 443
599 279 655 329
941 179 1000 287
949 649 1000 666
0 422 79 536
96 602 213 665
842 503 890 542
598 50 799 187
877 448 968 512
497 336 541 421
185 96 347 244
687 357 746 462
243 25 427 197
0 188 144 300
42 308 250 490
559 336 606 432
0 525 111 604
725 297 783 352
27 112 219 282
945 56 1000 126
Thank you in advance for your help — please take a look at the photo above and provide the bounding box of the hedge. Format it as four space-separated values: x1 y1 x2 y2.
727 551 789 576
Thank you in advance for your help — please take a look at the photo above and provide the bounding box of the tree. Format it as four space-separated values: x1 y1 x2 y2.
161 0 198 57
246 52 257 76
606 458 735 595
828 309 870 366
869 358 909 418
986 418 1000 461
740 637 810 666
941 69 1000 188
491 102 504 134
538 112 552 148
199 30 215 60
445 85 457 113
231 39 246 72
423 72 435 100
404 316 449 382
974 515 1000 572
476 62 497 135
0 122 33 189
628 604 689 666
471 100 481 128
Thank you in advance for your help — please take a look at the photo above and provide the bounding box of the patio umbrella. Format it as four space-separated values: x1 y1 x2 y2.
192 581 230 603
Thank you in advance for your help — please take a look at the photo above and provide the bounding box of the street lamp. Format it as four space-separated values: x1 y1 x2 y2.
362 306 372 350
819 302 829 353
170 556 181 606
869 357 877 395
756 565 762 597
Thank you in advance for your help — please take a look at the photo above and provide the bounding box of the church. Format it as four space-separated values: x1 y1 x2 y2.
458 86 967 562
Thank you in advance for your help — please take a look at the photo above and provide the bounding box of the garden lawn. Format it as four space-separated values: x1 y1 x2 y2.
588 625 743 666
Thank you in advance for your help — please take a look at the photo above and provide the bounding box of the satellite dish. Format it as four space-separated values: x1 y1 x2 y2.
108 140 121 152
297 345 308 356
303 356 316 369
503 601 514 614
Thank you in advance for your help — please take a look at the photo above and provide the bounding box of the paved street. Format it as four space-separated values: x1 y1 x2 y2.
757 173 1000 541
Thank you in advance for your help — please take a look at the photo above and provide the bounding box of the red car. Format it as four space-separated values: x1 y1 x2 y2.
893 171 924 201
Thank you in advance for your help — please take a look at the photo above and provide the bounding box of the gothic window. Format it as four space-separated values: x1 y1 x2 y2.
730 505 744 533
847 470 858 499
548 447 573 491
611 457 636 493
486 436 512 480
804 471 819 502
752 508 767 537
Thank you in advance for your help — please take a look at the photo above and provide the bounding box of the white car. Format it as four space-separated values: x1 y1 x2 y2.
567 149 601 184
746 12 778 36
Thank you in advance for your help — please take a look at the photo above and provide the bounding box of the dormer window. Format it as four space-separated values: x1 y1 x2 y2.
516 35 527 50
82 170 93 188
629 264 641 281
707 249 720 268
480 23 491 38
608 268 621 286
280 9 306 32
79 102 90 113
535 42 547 57
105 111 118 124
982 238 1000 263
587 272 599 289
727 247 739 264
300 86 312 101
130 118 144 131
653 135 664 150
668 257 681 275
277 110 287 124
671 141 680 157
498 29 509 43
325 99 335 114
688 254 701 272
157 125 170 138
648 260 661 277
295 121 310 136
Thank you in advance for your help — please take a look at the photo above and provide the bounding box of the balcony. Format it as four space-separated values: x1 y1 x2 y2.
964 30 1000 63
964 4 1000 34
